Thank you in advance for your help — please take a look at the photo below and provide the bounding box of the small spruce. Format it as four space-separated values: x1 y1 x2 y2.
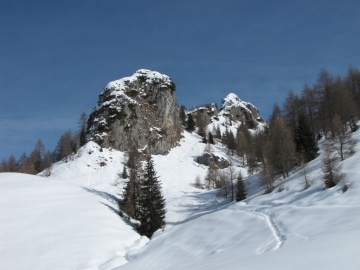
235 172 247 201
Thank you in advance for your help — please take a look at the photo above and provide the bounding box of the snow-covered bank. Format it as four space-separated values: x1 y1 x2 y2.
0 173 145 270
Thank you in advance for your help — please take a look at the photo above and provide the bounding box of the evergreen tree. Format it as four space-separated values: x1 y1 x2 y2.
138 156 166 238
200 129 207 143
222 125 229 145
78 112 88 148
120 159 142 219
235 172 247 201
120 140 142 219
195 110 207 141
122 165 128 179
120 172 137 218
186 114 195 132
227 130 236 155
236 125 247 166
179 105 187 125
216 125 222 140
294 114 318 162
208 131 215 144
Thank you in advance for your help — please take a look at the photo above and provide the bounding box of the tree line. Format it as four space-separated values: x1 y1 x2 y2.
260 66 358 192
189 66 359 195
0 112 88 175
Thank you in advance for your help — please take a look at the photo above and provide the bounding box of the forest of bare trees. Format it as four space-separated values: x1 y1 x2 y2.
192 66 359 194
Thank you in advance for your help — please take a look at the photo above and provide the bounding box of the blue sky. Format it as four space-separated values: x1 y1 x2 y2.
1 0 360 160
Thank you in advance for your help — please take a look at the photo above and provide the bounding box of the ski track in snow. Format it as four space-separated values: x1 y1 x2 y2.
253 210 285 250
169 189 286 255
235 205 286 253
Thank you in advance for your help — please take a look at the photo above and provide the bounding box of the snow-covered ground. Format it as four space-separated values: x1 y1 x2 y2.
1 128 360 269
0 173 146 270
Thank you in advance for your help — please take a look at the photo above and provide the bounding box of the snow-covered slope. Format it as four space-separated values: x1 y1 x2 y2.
1 127 360 269
0 173 146 270
118 129 360 269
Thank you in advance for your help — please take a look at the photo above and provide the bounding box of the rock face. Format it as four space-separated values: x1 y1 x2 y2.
220 93 263 128
87 69 182 154
189 93 264 129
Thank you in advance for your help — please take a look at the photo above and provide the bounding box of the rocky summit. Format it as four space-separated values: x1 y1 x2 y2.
87 69 182 154
189 93 264 130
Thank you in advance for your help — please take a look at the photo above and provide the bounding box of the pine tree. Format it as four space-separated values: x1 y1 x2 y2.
235 172 247 201
227 130 236 155
294 114 318 162
122 165 128 179
201 132 207 144
138 156 166 238
186 114 195 132
120 159 142 219
120 140 141 219
78 112 88 148
208 131 214 144
179 105 187 125
222 125 229 145
120 174 137 218
216 125 222 140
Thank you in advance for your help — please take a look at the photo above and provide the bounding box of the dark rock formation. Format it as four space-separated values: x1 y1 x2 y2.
197 151 230 169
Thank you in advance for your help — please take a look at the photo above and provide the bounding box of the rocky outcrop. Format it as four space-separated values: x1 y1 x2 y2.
197 151 230 169
87 69 182 155
188 93 264 130
220 93 264 128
